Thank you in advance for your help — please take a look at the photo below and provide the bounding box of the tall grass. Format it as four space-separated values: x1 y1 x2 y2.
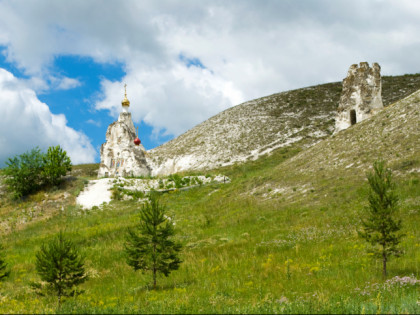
0 148 419 314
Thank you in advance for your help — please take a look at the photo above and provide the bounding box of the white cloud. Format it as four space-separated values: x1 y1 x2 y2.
1 0 420 142
96 62 243 137
55 76 82 91
86 119 101 127
0 68 96 166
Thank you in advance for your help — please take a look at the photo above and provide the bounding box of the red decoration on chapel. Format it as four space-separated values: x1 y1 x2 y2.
134 137 141 146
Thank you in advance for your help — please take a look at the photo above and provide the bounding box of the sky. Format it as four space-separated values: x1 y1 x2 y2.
0 0 420 166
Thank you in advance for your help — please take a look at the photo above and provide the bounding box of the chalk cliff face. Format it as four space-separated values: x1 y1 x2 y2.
98 112 151 177
335 62 383 133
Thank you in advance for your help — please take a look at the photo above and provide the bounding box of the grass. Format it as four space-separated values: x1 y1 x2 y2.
0 141 419 314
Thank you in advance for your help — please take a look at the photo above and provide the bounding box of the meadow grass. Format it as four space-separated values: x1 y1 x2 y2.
0 147 419 314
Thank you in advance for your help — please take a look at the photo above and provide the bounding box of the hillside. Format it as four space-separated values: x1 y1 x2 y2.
0 76 419 314
149 74 420 175
252 84 420 203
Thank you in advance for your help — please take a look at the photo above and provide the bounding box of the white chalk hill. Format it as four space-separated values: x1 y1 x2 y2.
149 74 420 175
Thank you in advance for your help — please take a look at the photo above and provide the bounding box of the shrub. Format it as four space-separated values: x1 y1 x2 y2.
42 145 72 187
3 147 44 199
3 145 72 199
168 174 184 188
111 188 123 200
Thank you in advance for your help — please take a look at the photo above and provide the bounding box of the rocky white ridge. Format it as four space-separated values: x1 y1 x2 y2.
148 88 338 176
76 175 230 209
98 70 420 177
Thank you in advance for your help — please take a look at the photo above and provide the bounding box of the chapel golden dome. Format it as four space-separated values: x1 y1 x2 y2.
122 84 130 107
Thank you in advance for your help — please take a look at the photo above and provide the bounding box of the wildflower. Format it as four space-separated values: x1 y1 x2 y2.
309 266 320 273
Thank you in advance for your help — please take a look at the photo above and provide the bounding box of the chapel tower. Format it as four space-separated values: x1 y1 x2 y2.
98 86 151 177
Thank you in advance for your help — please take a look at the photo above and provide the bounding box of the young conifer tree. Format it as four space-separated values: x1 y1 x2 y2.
35 231 87 307
359 160 404 278
0 244 10 281
125 193 182 289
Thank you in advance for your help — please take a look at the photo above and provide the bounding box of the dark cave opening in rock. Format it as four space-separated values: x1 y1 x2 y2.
350 109 357 125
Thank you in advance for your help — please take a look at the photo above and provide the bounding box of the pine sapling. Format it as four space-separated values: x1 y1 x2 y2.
359 160 404 278
35 231 87 308
125 193 182 289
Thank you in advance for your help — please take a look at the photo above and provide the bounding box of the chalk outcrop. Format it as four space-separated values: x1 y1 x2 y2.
335 62 383 133
98 90 151 178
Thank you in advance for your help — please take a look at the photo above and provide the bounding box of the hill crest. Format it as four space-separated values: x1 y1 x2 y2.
148 74 420 175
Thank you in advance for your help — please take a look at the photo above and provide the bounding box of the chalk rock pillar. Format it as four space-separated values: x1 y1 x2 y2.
98 88 151 177
335 62 383 133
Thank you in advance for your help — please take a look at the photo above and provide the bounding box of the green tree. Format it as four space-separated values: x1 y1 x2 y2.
3 147 44 199
125 194 182 289
35 231 87 307
42 145 72 187
0 244 10 281
359 160 404 278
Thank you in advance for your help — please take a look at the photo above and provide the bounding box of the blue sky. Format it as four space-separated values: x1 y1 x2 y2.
0 52 170 157
0 0 420 166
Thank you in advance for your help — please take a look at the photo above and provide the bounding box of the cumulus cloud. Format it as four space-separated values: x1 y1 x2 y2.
54 77 82 91
0 68 96 166
1 0 420 141
96 61 243 137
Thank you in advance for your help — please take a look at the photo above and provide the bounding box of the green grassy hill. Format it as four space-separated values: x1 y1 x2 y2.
0 77 419 314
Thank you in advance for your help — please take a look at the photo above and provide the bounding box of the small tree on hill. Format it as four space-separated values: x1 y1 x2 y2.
42 145 72 187
3 147 44 199
0 244 10 281
35 231 87 308
125 193 182 289
359 160 404 278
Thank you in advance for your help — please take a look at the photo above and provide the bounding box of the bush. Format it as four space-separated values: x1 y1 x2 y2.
3 147 44 199
111 188 123 200
168 174 184 188
42 145 72 187
3 146 72 199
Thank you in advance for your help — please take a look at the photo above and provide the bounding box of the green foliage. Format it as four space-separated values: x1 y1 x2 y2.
0 244 10 281
42 145 72 187
35 231 87 307
125 194 182 289
125 189 145 200
3 147 44 199
111 187 123 200
3 146 72 199
158 179 164 189
168 174 183 188
359 161 404 277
